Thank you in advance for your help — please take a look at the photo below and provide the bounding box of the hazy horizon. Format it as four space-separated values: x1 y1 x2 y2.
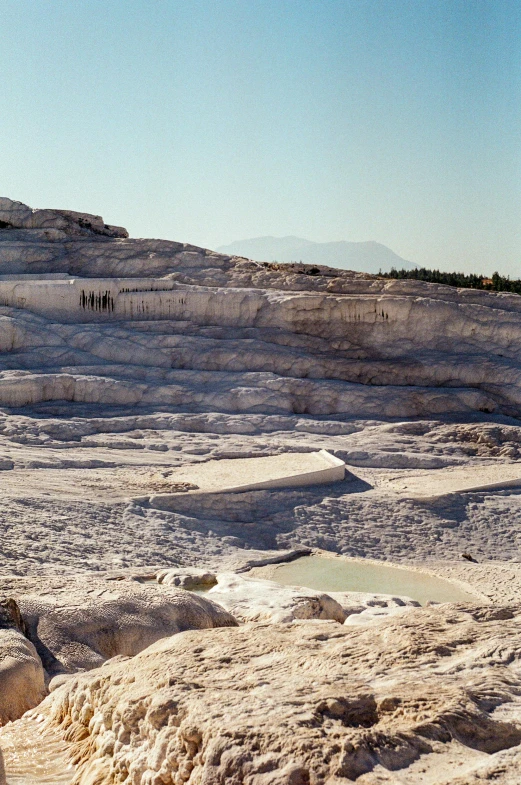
216 235 419 275
1 0 520 276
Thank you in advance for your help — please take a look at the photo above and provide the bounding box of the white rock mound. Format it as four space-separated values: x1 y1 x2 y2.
156 567 218 590
0 197 128 238
15 578 237 676
206 572 347 623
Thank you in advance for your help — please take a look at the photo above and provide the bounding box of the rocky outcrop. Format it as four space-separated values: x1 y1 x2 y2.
0 598 46 723
1 197 521 784
36 603 521 784
0 575 239 734
0 197 521 417
156 567 218 590
9 578 237 677
0 197 128 238
205 572 348 623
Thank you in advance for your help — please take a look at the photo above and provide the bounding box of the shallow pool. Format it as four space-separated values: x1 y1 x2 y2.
271 555 479 605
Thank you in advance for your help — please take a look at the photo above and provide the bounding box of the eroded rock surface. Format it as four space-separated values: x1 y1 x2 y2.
0 577 237 678
0 598 46 723
36 603 521 784
0 198 521 577
205 572 347 623
1 198 521 782
0 197 128 238
156 567 218 590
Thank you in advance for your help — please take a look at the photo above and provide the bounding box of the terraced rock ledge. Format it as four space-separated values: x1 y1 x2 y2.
0 198 520 783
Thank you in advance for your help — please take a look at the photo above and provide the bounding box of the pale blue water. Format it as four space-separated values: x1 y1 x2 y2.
271 555 478 605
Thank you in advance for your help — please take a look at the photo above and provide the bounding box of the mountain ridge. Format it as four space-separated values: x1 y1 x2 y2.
217 235 417 274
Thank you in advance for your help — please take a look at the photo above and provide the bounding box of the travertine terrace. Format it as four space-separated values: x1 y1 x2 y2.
2 196 521 416
1 198 521 573
1 198 521 783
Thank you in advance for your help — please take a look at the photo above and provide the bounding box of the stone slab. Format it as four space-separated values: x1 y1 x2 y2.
156 450 346 494
384 462 521 500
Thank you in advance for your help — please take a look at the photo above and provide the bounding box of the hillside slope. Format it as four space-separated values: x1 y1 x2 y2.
0 196 519 418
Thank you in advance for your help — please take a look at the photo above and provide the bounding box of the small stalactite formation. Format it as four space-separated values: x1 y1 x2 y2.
80 290 115 312
119 286 173 294
117 290 188 319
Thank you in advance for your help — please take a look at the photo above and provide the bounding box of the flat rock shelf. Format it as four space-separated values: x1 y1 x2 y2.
384 462 521 499
151 450 346 494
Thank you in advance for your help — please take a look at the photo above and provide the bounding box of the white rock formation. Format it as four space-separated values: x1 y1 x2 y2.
149 450 345 495
0 627 45 722
205 572 347 623
6 576 237 677
0 196 520 417
156 567 218 590
28 603 521 784
0 197 128 237
0 198 520 575
1 198 521 782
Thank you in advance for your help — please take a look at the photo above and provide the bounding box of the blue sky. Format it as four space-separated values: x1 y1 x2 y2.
1 0 520 274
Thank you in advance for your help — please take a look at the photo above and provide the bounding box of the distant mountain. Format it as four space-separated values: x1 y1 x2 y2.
217 236 417 274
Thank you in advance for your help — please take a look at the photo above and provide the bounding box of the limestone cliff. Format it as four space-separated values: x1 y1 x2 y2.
0 197 520 417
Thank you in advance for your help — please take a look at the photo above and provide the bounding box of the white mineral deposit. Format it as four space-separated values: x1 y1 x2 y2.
1 198 521 783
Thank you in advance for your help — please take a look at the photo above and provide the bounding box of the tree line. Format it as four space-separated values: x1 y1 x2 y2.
379 267 521 294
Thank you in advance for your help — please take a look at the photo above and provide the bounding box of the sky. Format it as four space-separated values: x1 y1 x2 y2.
0 0 520 275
